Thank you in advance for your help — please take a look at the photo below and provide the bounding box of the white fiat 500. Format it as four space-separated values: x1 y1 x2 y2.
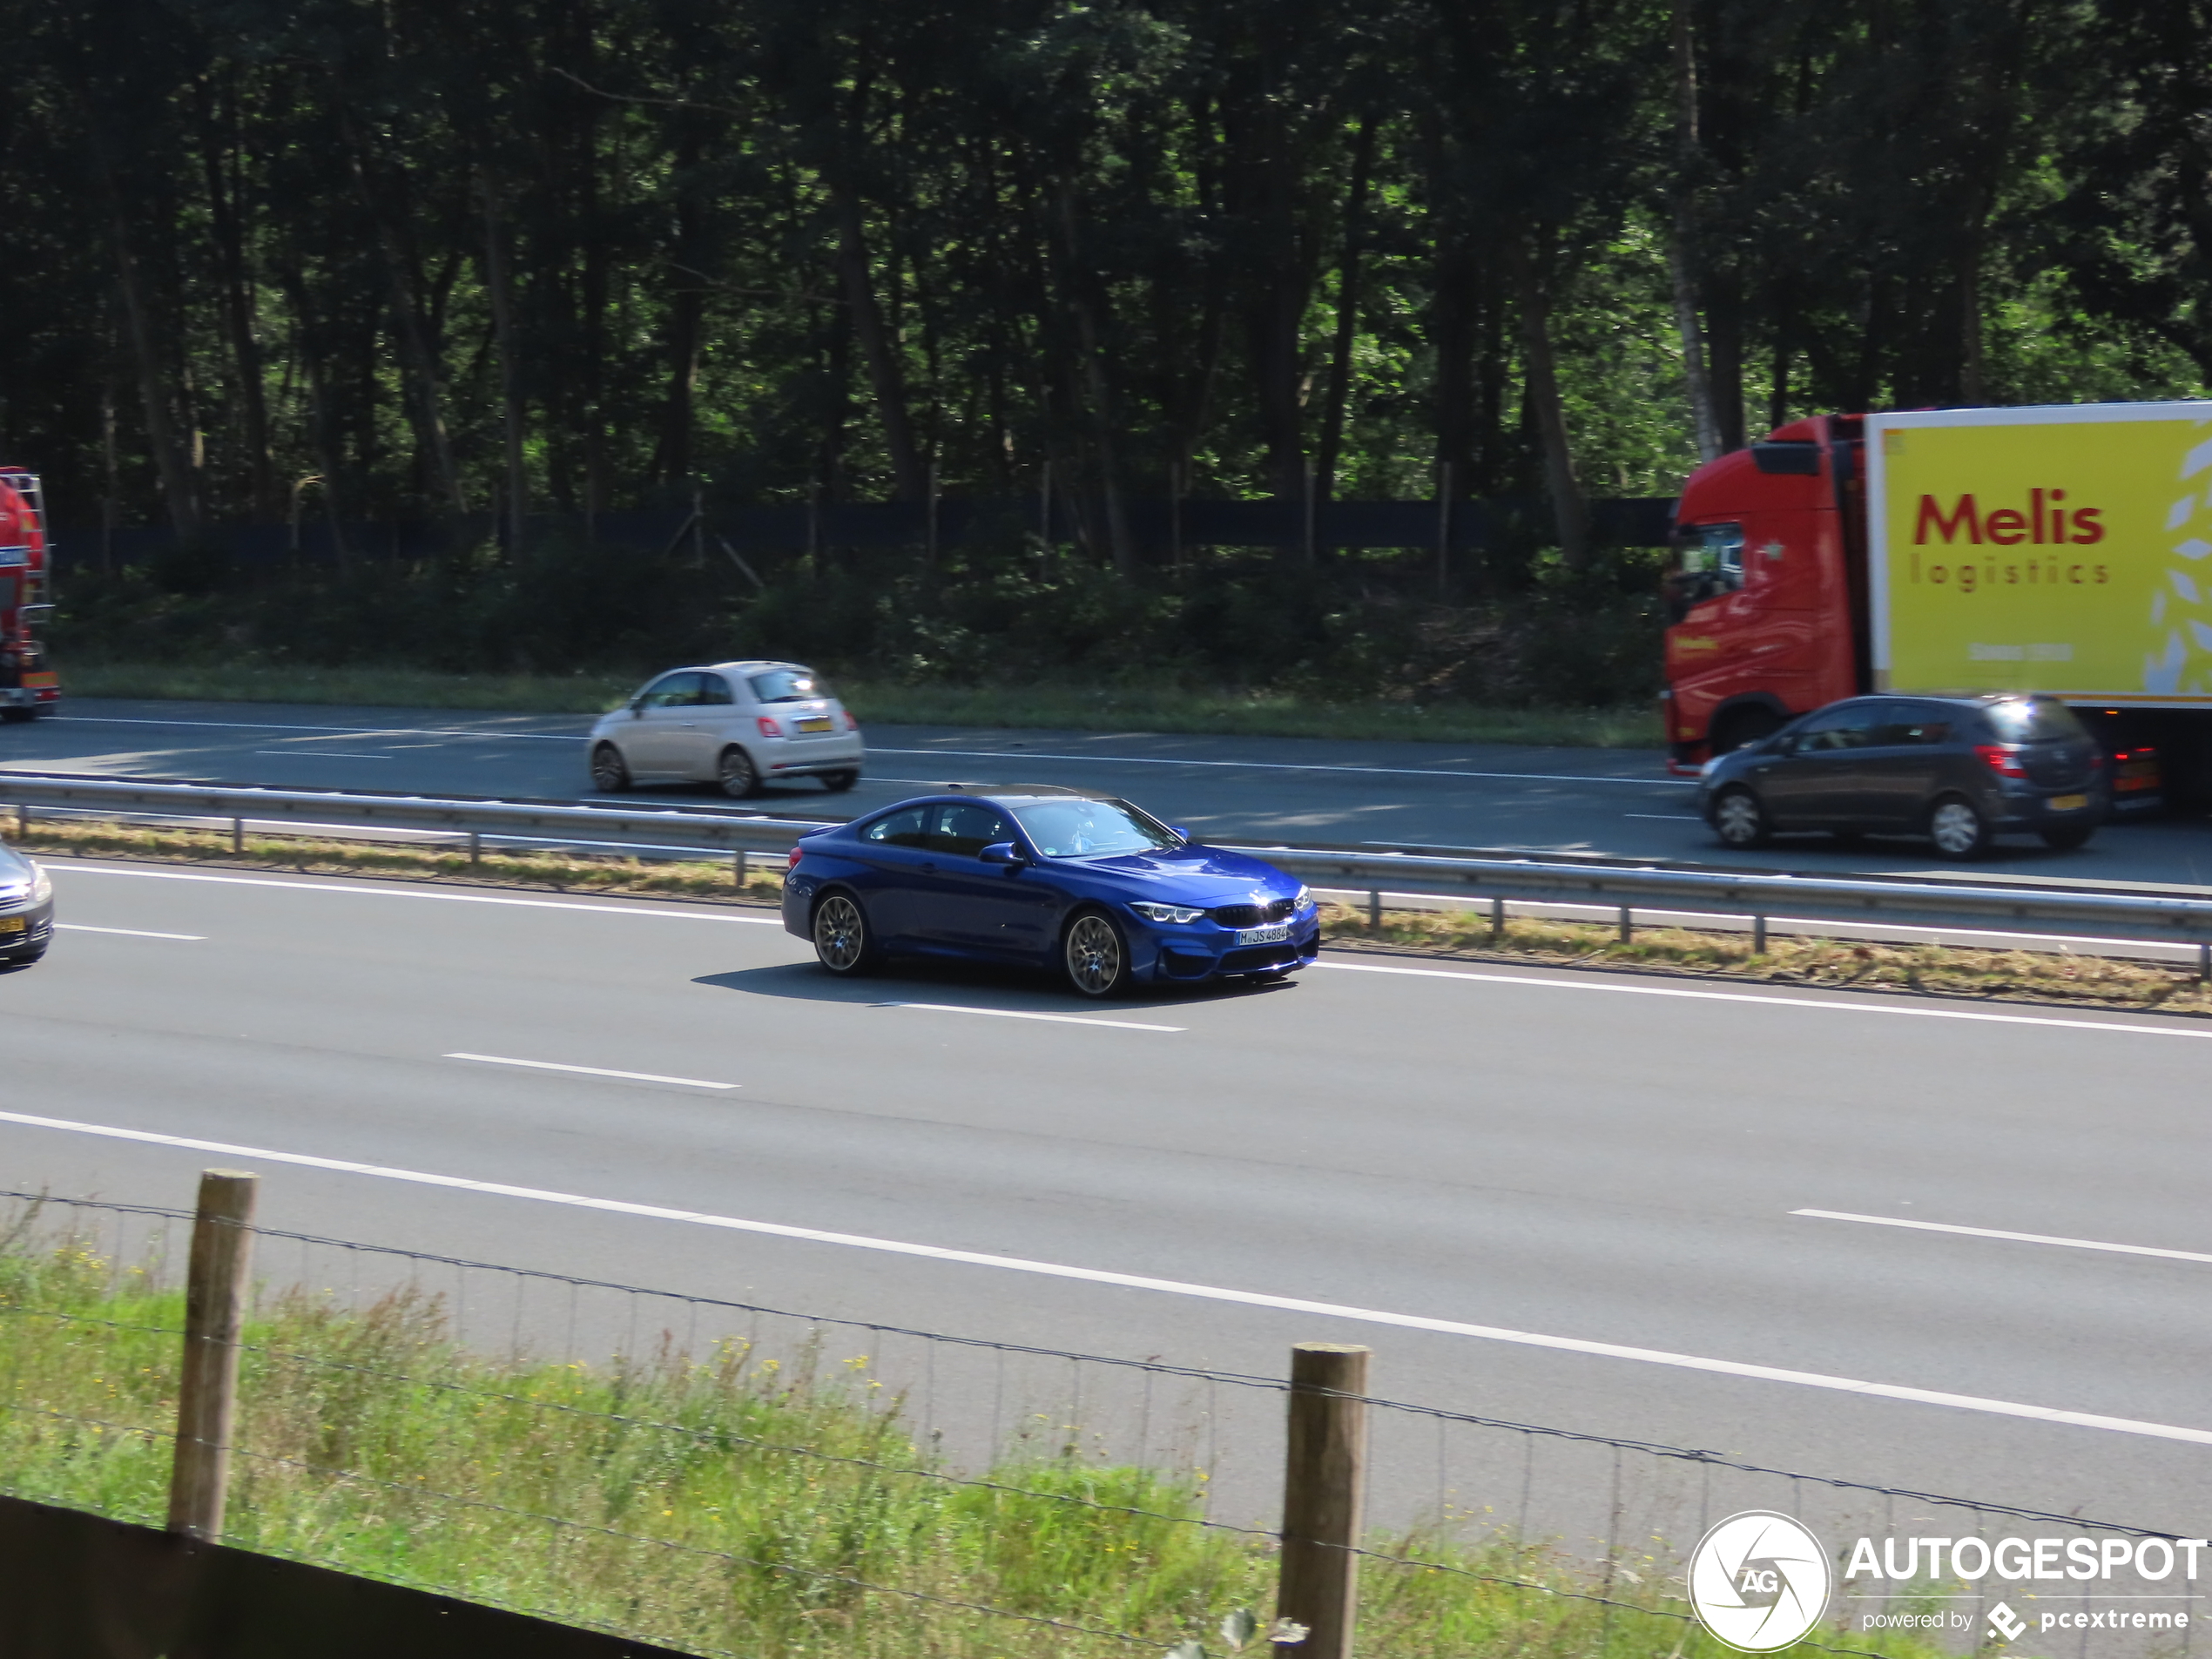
588 662 864 798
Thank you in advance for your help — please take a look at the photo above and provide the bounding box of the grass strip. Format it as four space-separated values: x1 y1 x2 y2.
0 1214 1946 1659
15 815 2201 1017
51 660 1662 748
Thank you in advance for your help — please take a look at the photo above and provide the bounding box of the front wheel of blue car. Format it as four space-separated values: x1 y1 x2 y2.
1062 909 1130 998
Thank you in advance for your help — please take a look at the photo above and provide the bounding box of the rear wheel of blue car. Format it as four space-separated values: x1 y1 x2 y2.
813 893 877 974
1062 909 1129 997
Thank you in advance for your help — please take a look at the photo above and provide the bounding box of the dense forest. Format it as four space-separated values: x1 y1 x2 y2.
4 0 2209 702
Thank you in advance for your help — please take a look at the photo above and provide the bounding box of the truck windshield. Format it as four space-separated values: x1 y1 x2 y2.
1982 699 2085 743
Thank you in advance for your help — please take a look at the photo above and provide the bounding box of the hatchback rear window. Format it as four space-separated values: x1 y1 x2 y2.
1981 699 2084 743
749 668 833 703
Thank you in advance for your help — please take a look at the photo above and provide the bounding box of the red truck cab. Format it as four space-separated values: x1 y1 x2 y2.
1662 415 1867 770
0 469 56 723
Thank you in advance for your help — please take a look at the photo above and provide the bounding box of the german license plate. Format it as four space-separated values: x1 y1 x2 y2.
0 917 24 934
2048 793 2088 812
1236 923 1291 947
795 717 833 733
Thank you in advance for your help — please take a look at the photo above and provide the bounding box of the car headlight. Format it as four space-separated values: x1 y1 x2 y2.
1130 901 1205 924
1294 885 1310 907
31 868 50 906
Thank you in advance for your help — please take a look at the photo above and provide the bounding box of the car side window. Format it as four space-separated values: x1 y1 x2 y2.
927 802 1015 857
698 674 735 706
863 807 930 847
1871 703 1952 745
637 672 700 710
1790 705 1877 752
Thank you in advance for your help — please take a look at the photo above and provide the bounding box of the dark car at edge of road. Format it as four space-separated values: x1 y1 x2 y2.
782 786 1319 996
0 842 53 968
1696 692 2107 859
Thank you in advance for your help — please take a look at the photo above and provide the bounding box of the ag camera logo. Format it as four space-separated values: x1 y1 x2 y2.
1689 1510 1834 1652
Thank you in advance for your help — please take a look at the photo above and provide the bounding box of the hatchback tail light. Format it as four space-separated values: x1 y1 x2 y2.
844 711 860 731
757 716 783 738
1975 744 2030 778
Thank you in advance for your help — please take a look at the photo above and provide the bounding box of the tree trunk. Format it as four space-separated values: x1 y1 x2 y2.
1667 0 1722 463
1057 185 1135 577
340 105 466 514
479 169 529 549
1316 113 1376 502
1507 233 1588 567
656 129 707 487
832 182 928 502
87 125 199 536
195 75 275 518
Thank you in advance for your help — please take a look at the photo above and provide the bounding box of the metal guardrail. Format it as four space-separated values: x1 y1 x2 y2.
4 771 2212 958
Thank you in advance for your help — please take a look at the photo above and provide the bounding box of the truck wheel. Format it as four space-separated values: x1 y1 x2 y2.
1712 707 1783 754
0 708 32 725
1711 787 1770 849
2040 823 2094 852
1929 795 1992 859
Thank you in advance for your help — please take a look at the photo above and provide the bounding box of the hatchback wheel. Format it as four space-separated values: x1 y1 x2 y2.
1063 909 1130 997
822 770 859 793
718 746 759 799
1711 786 1770 849
812 893 876 974
589 743 631 792
1929 794 1992 859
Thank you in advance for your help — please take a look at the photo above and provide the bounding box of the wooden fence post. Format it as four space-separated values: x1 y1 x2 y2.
167 1168 259 1541
1277 1342 1370 1659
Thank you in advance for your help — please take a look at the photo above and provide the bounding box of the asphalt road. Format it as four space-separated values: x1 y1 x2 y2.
13 696 2212 887
4 857 2206 1555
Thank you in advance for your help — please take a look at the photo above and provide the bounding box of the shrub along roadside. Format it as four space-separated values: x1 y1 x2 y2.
10 818 2209 1018
0 1217 1950 1659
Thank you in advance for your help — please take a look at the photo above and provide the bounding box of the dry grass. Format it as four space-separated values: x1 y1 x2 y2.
1316 902 2212 1017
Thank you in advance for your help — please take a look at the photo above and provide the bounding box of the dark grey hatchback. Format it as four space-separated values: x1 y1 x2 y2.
1696 694 2106 859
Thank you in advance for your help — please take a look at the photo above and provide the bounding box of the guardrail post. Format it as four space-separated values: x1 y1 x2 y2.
1366 889 1380 931
468 830 482 867
1489 895 1504 945
2199 941 2209 985
231 816 243 855
1617 906 1633 944
1752 914 1768 954
1277 1342 1369 1659
168 1168 259 1542
732 848 747 888
14 803 24 839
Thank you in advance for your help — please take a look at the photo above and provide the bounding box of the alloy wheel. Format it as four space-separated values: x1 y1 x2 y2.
718 747 759 799
590 744 630 792
1064 914 1124 996
813 895 868 972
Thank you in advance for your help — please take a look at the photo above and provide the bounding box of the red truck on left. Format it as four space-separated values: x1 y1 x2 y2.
0 469 56 723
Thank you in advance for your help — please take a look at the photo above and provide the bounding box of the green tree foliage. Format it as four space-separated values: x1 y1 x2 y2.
0 0 2204 700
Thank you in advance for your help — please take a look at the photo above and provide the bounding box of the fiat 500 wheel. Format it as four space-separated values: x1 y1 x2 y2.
589 743 631 792
1711 787 1769 849
813 894 874 974
718 746 759 799
1063 910 1129 997
1929 795 1992 859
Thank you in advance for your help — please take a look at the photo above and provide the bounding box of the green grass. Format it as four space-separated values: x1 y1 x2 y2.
0 1217 1947 1659
52 659 1662 746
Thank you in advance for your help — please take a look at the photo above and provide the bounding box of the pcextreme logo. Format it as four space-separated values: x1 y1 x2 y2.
1688 1511 1834 1652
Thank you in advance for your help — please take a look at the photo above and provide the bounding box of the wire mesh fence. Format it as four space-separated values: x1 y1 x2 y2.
0 1185 2195 1659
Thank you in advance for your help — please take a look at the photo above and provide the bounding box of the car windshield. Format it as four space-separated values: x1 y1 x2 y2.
1983 699 2084 742
1008 799 1181 859
749 668 832 703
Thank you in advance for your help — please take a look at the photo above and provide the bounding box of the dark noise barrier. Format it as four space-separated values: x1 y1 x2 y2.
0 1492 691 1659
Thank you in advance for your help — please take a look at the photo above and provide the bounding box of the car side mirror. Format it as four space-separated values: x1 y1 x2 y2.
979 841 1023 865
1170 825 1191 842
629 700 644 718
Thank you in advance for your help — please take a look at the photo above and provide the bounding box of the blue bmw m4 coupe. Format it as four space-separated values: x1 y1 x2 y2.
781 787 1319 996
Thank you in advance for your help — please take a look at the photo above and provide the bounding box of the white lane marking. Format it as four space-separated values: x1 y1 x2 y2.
54 715 577 741
447 1053 737 1089
1313 959 2212 1040
1795 1208 2212 1267
1622 813 1704 821
46 863 785 921
869 745 1689 788
253 750 394 760
885 1001 1184 1033
56 924 205 941
0 1105 2203 1447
